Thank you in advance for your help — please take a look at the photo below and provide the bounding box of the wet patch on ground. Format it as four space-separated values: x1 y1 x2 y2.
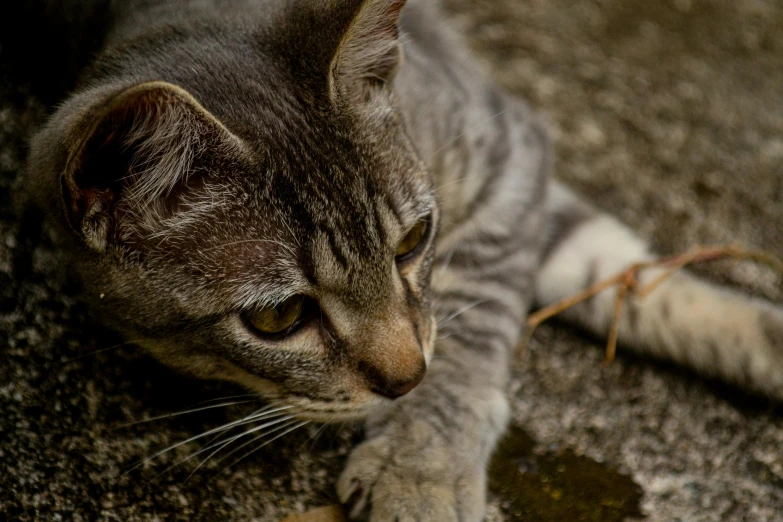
490 425 644 521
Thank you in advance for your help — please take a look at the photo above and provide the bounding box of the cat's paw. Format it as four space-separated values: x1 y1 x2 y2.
337 425 487 522
337 386 509 522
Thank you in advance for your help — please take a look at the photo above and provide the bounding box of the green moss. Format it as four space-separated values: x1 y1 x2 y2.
489 426 644 521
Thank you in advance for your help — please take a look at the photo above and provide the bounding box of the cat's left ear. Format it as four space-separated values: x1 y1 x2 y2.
60 81 246 252
329 0 407 102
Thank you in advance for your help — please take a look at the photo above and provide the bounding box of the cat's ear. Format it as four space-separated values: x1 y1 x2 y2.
62 81 243 252
329 0 407 102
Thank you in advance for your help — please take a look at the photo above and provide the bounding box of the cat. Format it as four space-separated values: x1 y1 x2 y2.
13 0 783 520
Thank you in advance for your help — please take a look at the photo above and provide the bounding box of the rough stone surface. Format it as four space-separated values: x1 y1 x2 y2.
2 1 783 521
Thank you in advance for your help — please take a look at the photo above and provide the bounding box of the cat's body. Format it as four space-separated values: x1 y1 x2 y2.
11 0 783 519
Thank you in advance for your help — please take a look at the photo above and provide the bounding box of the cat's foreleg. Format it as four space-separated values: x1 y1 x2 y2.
337 239 540 521
537 180 783 398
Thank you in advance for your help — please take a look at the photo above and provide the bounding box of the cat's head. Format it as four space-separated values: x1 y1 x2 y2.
33 0 437 421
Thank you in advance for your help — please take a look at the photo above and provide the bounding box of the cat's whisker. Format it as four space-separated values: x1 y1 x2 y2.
431 245 466 314
214 403 301 432
122 405 296 475
155 414 296 482
434 175 473 193
215 418 303 465
419 44 477 116
200 405 294 446
188 393 264 407
186 418 304 483
302 423 328 452
437 299 489 328
428 110 508 161
436 247 457 279
114 399 260 430
61 339 144 364
209 415 300 457
211 420 310 480
199 400 286 447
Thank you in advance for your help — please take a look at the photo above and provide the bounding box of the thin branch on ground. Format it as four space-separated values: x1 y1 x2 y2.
521 244 783 364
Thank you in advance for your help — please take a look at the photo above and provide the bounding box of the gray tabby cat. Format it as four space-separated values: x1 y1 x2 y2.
17 0 783 519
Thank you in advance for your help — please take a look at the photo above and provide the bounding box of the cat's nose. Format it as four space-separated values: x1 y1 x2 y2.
371 363 426 399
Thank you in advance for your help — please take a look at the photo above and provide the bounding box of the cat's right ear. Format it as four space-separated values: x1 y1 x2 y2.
61 81 245 252
327 0 408 103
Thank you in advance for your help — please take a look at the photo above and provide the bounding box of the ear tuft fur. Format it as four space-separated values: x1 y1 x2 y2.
62 81 242 251
330 0 407 102
116 88 199 209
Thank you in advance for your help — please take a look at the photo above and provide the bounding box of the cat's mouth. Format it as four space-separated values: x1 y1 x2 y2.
280 395 394 423
272 320 437 423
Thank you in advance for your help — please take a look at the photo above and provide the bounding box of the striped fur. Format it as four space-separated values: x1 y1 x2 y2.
17 0 783 521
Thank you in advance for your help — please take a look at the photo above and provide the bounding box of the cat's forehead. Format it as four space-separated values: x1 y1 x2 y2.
242 105 434 240
165 137 432 310
260 147 433 269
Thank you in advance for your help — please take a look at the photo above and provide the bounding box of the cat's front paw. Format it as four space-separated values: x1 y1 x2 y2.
337 423 487 522
337 385 510 522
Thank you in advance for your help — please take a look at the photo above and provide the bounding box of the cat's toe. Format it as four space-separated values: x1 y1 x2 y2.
337 436 390 519
337 434 484 522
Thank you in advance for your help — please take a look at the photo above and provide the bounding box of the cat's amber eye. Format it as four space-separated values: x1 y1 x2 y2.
396 219 429 261
249 296 305 335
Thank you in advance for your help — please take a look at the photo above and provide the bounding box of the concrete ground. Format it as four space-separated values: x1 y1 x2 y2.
2 0 783 520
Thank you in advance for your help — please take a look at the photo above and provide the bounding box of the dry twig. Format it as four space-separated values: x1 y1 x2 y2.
521 244 783 365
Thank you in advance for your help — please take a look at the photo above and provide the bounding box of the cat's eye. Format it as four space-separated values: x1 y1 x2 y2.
395 218 430 261
248 296 305 335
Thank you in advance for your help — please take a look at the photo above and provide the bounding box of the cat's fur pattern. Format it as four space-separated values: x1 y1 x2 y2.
15 0 783 519
27 0 439 418
541 183 783 398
